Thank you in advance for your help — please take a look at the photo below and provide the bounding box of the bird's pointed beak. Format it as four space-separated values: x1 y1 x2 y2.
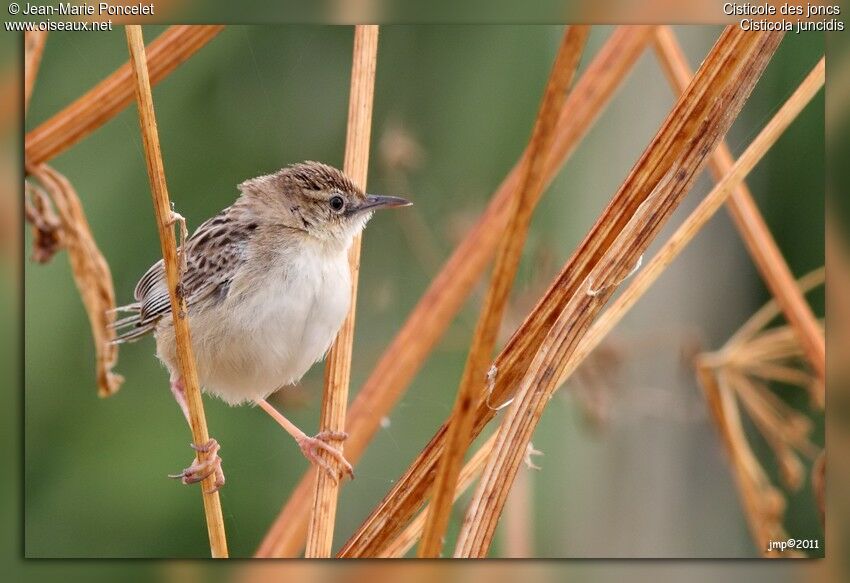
354 194 413 214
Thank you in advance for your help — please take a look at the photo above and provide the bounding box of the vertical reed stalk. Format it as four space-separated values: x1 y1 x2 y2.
652 26 825 388
305 25 379 558
125 25 228 559
417 25 590 558
257 26 654 558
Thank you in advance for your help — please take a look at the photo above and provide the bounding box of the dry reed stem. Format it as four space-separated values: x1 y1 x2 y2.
26 25 223 168
24 30 48 115
381 433 497 558
555 57 826 396
418 25 590 558
652 25 825 388
125 25 228 559
453 27 786 558
305 25 379 559
340 26 782 559
256 26 654 558
25 166 124 397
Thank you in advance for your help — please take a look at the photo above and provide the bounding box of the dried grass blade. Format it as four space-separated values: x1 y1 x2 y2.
452 28 785 558
256 25 655 558
26 166 123 397
125 25 228 558
652 25 825 386
417 25 590 558
26 25 223 167
305 24 379 558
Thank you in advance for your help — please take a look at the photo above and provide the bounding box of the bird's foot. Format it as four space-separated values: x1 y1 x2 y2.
168 438 225 493
297 431 355 483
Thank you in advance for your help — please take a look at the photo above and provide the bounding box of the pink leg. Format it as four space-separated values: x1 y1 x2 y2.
256 399 354 482
170 376 192 424
168 376 225 493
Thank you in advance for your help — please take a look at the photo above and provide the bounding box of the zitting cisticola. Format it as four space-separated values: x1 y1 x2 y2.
113 161 411 491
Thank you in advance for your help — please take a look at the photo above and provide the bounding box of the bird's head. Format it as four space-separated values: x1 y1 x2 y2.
238 161 411 249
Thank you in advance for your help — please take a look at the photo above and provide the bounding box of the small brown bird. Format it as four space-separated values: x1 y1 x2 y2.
112 161 411 491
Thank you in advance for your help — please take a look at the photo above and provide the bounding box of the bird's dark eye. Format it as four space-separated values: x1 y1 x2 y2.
329 195 345 212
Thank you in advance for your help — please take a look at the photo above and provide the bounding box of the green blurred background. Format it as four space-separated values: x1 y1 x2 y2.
22 26 824 559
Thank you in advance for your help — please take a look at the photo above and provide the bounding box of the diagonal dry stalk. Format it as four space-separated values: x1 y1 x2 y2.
382 432 497 558
417 25 590 558
554 57 825 397
125 25 228 559
384 54 823 556
453 27 785 558
552 58 823 558
305 24 380 559
256 25 655 558
652 25 825 387
24 30 48 115
25 166 124 397
338 26 784 559
26 25 223 168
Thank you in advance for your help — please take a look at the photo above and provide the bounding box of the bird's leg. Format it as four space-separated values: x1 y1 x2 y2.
256 398 354 483
168 376 225 493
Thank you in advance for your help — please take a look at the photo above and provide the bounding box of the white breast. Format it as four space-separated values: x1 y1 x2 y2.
175 244 351 405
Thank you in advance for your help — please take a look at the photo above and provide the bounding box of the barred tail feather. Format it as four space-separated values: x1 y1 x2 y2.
109 302 155 344
112 324 157 344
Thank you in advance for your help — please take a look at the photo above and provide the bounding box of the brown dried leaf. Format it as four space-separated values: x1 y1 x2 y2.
27 165 123 397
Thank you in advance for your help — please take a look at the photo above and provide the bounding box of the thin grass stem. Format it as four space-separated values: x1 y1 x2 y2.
125 24 228 559
305 25 380 559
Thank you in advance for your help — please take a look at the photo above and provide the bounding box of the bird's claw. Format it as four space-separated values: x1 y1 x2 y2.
297 430 355 483
168 438 226 493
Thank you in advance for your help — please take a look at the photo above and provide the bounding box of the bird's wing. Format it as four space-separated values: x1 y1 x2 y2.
112 207 254 343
